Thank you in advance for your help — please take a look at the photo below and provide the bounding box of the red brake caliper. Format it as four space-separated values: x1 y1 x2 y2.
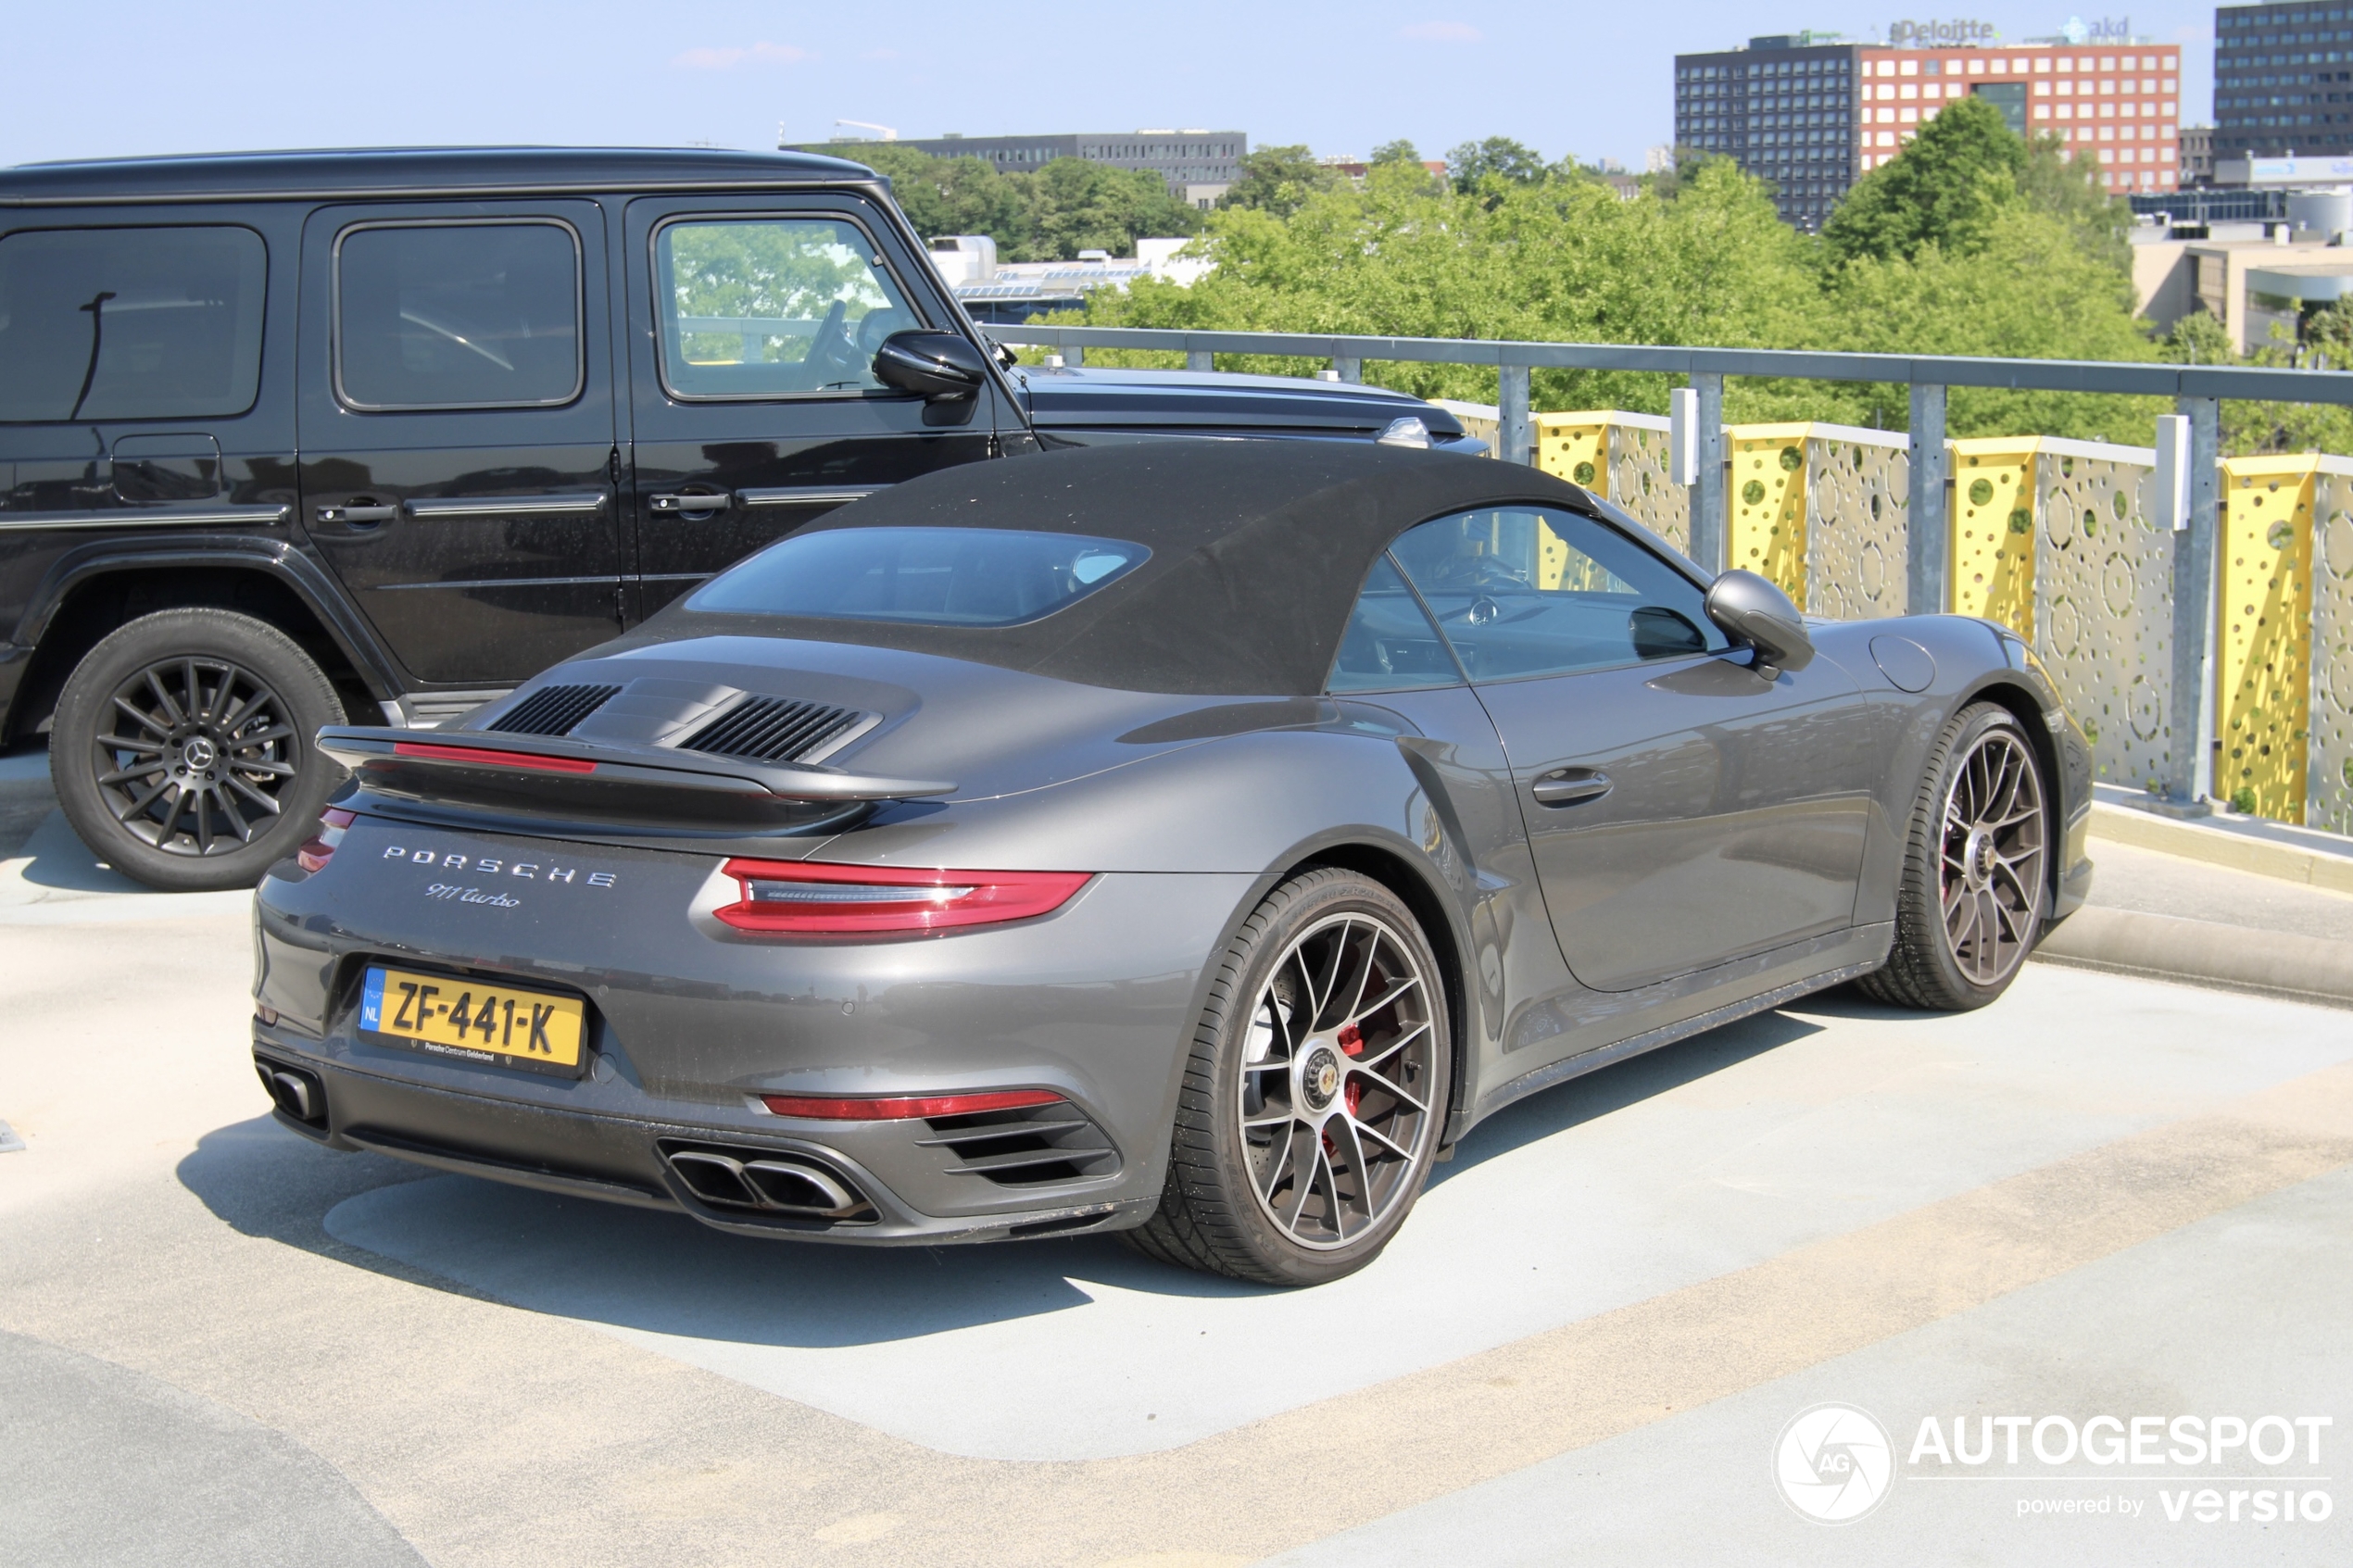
1339 1023 1364 1116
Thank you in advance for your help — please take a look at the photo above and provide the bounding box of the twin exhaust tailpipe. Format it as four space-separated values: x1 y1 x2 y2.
663 1147 865 1218
257 1060 326 1127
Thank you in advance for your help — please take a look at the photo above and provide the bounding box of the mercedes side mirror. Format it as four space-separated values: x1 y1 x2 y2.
1704 569 1815 679
873 331 988 401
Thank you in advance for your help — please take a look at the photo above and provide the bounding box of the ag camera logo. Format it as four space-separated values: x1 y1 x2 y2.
1775 1403 1895 1524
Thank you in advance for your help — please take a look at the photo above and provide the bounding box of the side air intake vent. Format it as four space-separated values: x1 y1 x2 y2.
680 696 865 763
489 684 623 736
920 1102 1121 1187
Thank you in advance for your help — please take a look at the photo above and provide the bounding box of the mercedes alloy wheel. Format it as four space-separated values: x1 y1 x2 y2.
52 608 345 891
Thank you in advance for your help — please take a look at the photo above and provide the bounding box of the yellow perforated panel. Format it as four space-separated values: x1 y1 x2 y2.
2218 457 2318 822
2310 473 2353 834
2034 449 2172 792
1728 423 1812 608
1606 421 1688 556
1949 439 2039 636
1806 434 1911 620
1534 412 1612 494
1537 521 1572 590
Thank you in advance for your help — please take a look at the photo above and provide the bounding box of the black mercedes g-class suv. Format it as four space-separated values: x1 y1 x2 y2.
0 147 1474 890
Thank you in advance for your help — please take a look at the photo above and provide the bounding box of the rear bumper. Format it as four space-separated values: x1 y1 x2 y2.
252 834 1255 1245
256 1033 1162 1245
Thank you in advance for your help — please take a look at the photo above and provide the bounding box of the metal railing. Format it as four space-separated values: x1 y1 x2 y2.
987 322 2353 819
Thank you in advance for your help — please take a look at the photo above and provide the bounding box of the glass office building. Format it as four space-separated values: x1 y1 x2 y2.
1675 38 1859 230
2214 3 2353 160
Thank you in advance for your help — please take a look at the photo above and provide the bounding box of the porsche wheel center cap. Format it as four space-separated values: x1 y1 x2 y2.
1300 1047 1342 1112
1963 826 1996 888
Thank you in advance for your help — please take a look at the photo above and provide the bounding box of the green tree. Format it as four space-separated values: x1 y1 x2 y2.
1369 139 1421 166
2164 306 2353 453
1822 206 2161 436
1217 144 1343 219
2018 132 2131 274
1021 158 1202 260
854 144 1028 248
1071 126 2186 445
2304 300 2353 363
837 143 1198 261
2163 308 2235 366
1081 156 1832 419
1446 135 1550 192
1820 95 2024 264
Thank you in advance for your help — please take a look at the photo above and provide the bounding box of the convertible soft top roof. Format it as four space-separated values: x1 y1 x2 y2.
641 439 1608 696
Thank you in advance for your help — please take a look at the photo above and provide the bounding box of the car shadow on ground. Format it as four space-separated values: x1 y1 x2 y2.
1429 1003 1827 1185
177 999 1842 1349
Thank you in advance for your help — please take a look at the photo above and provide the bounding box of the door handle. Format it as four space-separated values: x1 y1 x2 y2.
1531 769 1612 808
316 504 397 525
648 492 732 516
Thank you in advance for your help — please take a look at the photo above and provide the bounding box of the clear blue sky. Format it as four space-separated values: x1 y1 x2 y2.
2 2 2220 172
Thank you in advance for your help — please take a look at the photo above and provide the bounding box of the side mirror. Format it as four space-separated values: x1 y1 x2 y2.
872 331 988 401
1704 569 1814 678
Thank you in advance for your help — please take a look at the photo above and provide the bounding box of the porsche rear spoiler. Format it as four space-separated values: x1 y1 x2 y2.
318 726 952 832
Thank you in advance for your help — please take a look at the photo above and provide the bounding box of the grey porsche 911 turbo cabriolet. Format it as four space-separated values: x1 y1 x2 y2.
251 440 2093 1286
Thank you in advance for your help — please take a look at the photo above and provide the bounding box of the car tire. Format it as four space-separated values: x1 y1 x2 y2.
51 608 345 893
1859 701 2051 1011
1126 868 1452 1286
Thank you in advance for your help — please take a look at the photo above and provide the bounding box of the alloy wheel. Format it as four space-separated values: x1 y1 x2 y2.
1237 911 1440 1250
92 655 300 858
1937 728 2046 987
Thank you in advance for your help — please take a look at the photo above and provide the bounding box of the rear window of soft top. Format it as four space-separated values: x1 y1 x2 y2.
687 525 1147 627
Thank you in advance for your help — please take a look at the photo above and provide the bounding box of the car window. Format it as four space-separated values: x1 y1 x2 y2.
654 217 918 400
334 220 582 410
1389 506 1727 682
0 225 267 423
688 527 1147 627
1327 556 1463 692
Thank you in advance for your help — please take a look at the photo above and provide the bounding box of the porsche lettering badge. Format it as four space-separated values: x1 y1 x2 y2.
381 844 618 889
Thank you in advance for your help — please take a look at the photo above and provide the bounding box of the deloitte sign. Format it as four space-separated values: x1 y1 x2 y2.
1887 18 1998 45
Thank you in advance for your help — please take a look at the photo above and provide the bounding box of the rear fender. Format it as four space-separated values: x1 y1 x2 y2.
830 725 1519 1156
6 538 403 738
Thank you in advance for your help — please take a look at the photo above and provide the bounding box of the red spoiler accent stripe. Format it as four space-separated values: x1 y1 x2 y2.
392 741 597 773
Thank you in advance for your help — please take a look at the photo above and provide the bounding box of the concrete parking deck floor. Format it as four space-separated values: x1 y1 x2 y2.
2 754 2349 1565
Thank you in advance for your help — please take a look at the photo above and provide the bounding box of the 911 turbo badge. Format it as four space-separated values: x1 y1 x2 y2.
255 441 2092 1286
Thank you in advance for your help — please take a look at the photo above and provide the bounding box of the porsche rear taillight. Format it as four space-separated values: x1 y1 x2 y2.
713 859 1090 935
296 807 357 873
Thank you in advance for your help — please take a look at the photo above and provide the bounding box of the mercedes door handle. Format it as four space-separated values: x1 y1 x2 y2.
316 504 397 525
648 492 732 515
1531 769 1612 808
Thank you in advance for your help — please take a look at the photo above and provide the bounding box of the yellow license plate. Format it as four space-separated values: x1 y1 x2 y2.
359 964 586 1073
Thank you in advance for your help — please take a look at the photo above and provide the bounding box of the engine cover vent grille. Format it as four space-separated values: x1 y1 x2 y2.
918 1103 1121 1187
488 684 622 736
680 696 864 763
